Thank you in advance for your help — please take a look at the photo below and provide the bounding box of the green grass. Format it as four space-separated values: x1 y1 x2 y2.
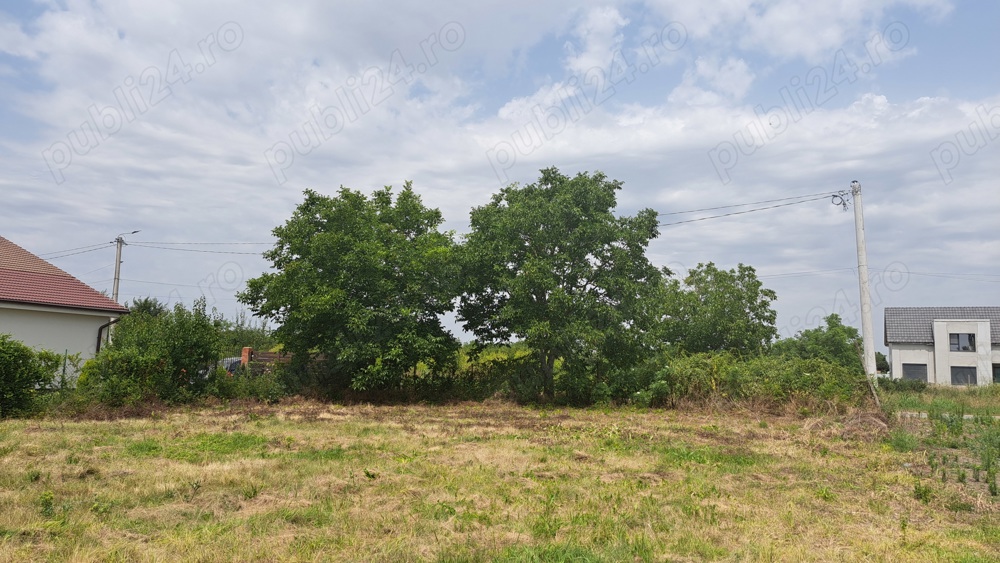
0 402 996 561
882 384 1000 417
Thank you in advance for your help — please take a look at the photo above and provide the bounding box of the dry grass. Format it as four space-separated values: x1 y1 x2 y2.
0 400 997 562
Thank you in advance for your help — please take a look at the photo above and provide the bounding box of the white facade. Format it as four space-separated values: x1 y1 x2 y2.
889 318 999 386
0 302 115 361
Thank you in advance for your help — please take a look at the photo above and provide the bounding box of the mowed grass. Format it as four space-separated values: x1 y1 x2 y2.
0 401 997 562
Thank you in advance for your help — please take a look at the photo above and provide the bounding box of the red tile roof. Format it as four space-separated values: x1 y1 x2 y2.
0 237 129 314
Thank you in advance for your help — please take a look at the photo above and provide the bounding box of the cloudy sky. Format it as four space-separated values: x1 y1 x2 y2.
2 0 998 351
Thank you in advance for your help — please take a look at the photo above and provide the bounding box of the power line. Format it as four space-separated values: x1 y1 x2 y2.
130 241 271 245
129 244 263 255
906 272 1000 283
120 278 244 289
758 267 857 279
44 245 114 260
36 242 112 257
657 191 835 217
658 195 832 227
80 263 115 275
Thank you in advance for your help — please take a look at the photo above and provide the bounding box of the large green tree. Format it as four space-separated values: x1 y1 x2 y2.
661 262 777 355
239 184 459 391
771 313 864 374
458 167 664 398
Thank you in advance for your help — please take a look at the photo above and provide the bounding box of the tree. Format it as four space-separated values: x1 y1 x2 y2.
661 262 777 355
239 184 459 391
458 167 664 399
771 313 864 374
876 351 889 373
128 296 167 317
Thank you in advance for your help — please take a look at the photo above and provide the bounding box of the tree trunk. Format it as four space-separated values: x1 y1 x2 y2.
540 350 555 399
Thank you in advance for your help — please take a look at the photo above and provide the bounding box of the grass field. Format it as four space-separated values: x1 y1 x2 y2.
881 383 1000 418
1 400 998 562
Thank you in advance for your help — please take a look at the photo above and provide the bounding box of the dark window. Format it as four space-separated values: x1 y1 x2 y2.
993 364 1000 385
949 333 976 352
951 366 977 386
901 363 927 382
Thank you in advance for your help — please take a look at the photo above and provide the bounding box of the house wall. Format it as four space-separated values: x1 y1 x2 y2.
0 302 116 363
890 319 995 385
890 343 936 382
933 320 992 386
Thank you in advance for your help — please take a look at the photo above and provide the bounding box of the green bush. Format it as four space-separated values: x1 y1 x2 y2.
78 348 166 407
80 298 221 405
626 352 867 408
0 334 52 417
204 368 286 404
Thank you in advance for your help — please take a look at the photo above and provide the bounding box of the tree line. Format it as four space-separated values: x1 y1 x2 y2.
0 167 878 416
236 167 869 406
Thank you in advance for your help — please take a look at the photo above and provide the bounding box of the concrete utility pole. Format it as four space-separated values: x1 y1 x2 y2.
850 181 877 378
112 230 140 303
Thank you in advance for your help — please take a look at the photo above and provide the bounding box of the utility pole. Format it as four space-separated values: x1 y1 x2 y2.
833 182 879 407
112 230 140 303
850 180 876 379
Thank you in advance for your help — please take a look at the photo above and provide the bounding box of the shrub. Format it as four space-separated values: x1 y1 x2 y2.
876 377 928 393
81 298 221 405
0 334 52 417
78 348 165 407
626 352 867 408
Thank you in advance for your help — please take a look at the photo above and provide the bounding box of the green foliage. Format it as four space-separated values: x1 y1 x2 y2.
458 167 664 398
216 311 276 354
0 334 52 418
240 184 460 393
771 314 864 374
128 296 168 317
78 347 164 406
876 351 889 373
204 368 286 404
34 349 82 391
624 352 867 408
887 429 919 452
659 262 777 356
79 298 222 404
876 377 927 393
38 490 55 518
912 481 933 504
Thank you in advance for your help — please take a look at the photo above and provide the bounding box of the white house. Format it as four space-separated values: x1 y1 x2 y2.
884 307 1000 386
0 236 129 362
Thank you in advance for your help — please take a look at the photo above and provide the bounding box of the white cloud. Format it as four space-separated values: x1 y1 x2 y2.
0 0 994 338
564 6 629 75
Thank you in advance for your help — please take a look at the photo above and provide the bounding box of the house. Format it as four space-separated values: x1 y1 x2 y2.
0 236 129 363
884 307 1000 386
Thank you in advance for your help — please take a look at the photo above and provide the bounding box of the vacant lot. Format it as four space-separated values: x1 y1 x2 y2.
0 401 997 562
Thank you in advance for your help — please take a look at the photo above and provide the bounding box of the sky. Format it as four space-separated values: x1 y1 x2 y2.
1 0 998 352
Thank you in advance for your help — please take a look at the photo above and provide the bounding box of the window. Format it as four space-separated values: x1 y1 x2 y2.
951 366 977 386
949 333 976 351
901 363 927 382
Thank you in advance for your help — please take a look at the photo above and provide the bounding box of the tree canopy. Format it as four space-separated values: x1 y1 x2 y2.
771 313 864 374
660 262 777 356
239 185 459 391
458 167 665 398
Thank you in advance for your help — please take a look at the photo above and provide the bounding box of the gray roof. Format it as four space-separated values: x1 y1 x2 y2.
884 307 1000 346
